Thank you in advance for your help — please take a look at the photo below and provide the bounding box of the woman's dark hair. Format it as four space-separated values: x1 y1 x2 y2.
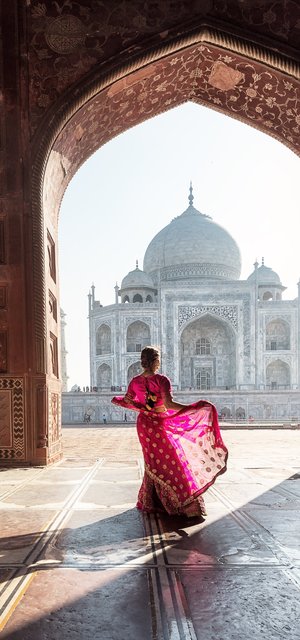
141 346 160 370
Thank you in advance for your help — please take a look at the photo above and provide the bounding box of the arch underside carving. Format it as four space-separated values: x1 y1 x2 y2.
40 34 300 228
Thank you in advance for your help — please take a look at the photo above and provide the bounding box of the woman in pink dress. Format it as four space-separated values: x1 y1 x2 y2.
112 346 228 517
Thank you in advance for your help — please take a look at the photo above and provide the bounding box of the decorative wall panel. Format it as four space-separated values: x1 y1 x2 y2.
0 379 25 460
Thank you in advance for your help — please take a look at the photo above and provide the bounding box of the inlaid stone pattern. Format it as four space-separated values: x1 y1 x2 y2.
178 305 238 331
0 389 12 447
28 0 300 135
46 42 300 212
0 379 25 460
49 392 60 443
161 264 238 281
124 316 153 329
45 15 86 54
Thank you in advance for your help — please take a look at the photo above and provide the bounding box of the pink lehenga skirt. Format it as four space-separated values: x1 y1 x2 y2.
122 400 228 518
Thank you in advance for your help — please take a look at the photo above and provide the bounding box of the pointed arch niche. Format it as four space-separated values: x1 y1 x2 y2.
266 359 290 389
126 321 151 353
127 362 141 384
180 314 237 390
8 19 299 464
97 363 112 390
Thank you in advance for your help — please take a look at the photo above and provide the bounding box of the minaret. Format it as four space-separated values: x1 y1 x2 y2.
60 309 69 392
188 181 194 207
88 290 92 313
254 258 259 388
91 283 95 307
114 282 119 304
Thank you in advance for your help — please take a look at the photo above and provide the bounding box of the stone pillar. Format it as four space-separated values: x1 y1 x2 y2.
88 290 93 388
0 2 62 465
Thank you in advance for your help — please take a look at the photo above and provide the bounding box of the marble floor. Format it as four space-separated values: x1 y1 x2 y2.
0 426 300 639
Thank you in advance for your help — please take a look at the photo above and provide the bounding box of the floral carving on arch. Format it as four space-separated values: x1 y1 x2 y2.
41 38 300 225
178 305 238 332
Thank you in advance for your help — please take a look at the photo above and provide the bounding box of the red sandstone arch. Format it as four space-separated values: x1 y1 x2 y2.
1 3 300 465
27 32 300 463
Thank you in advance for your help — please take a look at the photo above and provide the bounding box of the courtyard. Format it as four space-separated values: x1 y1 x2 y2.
1 426 300 639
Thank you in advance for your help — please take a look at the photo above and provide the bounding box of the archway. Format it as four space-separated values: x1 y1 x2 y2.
180 314 236 390
266 319 290 351
126 321 151 353
1 3 300 464
96 363 112 390
266 359 290 389
96 324 111 355
127 361 141 383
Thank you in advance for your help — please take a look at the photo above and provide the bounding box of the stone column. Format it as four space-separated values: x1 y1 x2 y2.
0 2 63 465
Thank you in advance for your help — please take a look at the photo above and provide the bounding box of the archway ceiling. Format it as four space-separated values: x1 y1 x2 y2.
32 1 300 220
43 39 299 220
29 0 300 137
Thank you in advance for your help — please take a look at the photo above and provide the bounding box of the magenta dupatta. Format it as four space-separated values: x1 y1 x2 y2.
112 373 228 517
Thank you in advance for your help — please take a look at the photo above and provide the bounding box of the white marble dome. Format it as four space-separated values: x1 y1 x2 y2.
143 189 241 281
247 262 281 285
121 265 154 290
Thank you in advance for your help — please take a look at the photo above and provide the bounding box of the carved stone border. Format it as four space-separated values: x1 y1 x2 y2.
178 305 238 331
0 378 25 460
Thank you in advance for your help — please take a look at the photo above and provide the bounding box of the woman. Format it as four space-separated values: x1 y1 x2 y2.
112 346 228 517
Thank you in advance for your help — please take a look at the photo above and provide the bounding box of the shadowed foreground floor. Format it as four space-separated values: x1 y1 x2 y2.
1 426 300 639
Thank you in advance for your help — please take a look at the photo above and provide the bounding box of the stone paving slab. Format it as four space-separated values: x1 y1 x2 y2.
180 568 300 640
80 480 140 507
0 510 55 565
1 484 75 507
1 567 153 640
159 509 278 567
43 507 150 567
92 466 140 481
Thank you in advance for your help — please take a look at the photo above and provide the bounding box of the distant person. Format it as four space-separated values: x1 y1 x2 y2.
102 413 107 424
112 346 228 518
124 412 127 422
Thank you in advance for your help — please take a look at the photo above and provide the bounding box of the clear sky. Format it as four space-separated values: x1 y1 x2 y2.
59 102 300 389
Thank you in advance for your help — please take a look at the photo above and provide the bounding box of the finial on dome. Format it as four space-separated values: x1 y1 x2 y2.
254 259 258 270
136 259 139 269
188 181 194 207
262 257 264 266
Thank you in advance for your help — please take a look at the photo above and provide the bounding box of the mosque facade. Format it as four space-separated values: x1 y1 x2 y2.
64 186 300 423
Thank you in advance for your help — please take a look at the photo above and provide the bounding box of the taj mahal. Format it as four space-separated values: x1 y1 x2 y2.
63 185 300 423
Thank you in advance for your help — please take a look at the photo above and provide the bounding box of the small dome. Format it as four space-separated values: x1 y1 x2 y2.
143 185 241 281
247 262 281 285
121 265 154 290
